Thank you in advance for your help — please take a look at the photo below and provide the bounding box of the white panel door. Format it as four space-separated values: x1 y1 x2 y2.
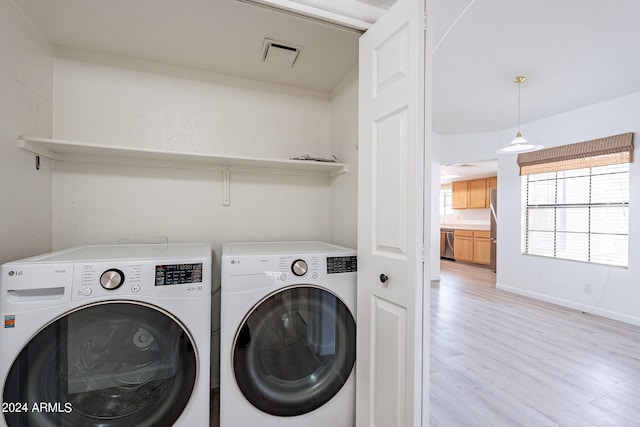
356 0 426 425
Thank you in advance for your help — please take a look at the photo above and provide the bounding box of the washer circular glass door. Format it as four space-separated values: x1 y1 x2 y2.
233 286 356 417
3 301 197 427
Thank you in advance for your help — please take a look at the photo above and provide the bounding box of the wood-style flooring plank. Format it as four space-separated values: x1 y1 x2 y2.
430 260 640 427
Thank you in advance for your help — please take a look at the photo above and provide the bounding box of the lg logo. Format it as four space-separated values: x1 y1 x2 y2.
8 270 23 277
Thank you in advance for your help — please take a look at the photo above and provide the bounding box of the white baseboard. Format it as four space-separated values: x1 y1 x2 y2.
496 282 640 327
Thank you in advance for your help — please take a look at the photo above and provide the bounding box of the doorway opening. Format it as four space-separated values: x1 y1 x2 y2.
439 159 497 273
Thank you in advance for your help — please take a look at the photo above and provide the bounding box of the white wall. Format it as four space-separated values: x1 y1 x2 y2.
329 67 358 249
441 91 640 326
442 208 491 225
430 133 442 282
497 92 640 326
51 54 336 262
53 52 331 158
0 0 53 264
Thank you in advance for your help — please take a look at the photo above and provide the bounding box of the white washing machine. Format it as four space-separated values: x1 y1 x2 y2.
220 241 357 427
0 244 211 427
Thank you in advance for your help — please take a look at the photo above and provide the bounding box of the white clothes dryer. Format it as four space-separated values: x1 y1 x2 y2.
220 241 357 427
0 244 211 427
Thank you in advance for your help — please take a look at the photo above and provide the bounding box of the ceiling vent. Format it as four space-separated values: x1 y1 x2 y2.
261 39 303 67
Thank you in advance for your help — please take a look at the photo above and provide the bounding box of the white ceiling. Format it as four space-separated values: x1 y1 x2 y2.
440 160 497 184
13 0 361 93
12 0 640 136
433 0 640 134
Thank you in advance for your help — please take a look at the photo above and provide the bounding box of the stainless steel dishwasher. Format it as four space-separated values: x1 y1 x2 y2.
440 228 454 260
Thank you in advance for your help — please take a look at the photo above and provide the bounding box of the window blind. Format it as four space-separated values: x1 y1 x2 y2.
517 132 633 175
519 133 633 267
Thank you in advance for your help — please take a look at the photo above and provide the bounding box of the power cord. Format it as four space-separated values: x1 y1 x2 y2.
583 267 612 314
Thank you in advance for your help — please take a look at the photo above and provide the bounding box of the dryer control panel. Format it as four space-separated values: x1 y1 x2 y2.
221 242 357 291
274 254 357 282
326 256 357 274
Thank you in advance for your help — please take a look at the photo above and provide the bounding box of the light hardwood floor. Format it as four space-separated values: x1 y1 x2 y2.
430 260 640 427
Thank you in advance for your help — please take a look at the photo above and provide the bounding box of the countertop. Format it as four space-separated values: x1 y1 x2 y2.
440 223 491 231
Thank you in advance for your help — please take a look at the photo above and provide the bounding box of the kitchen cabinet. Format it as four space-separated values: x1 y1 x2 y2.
453 229 491 265
467 179 487 209
451 181 468 209
473 230 491 265
453 229 474 262
451 176 497 210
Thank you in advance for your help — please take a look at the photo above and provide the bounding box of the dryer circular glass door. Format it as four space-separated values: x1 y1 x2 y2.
233 285 356 416
3 301 197 427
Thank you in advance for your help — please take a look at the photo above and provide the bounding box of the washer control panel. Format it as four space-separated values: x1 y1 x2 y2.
277 255 319 282
155 263 203 286
291 259 308 276
80 263 142 295
100 268 125 290
73 260 207 300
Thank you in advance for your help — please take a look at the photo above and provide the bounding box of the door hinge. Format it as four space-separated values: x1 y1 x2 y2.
424 14 428 31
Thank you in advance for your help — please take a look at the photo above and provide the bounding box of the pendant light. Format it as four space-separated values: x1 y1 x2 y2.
496 75 543 154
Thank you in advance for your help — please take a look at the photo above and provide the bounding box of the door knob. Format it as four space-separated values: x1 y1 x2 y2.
379 274 389 285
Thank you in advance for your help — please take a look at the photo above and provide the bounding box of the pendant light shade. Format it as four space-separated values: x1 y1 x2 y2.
496 76 543 154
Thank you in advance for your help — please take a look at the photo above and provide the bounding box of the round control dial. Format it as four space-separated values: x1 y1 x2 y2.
100 268 125 290
291 259 308 277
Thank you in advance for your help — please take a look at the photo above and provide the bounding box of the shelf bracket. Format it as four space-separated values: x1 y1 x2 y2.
222 163 231 207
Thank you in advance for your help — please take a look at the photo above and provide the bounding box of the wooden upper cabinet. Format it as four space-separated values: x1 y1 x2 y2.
450 176 497 210
467 178 487 209
451 181 468 209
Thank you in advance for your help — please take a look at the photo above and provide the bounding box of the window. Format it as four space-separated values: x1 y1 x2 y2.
440 188 452 216
521 164 629 266
518 132 633 267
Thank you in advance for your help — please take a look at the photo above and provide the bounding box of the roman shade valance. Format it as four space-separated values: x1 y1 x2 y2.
517 132 634 175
